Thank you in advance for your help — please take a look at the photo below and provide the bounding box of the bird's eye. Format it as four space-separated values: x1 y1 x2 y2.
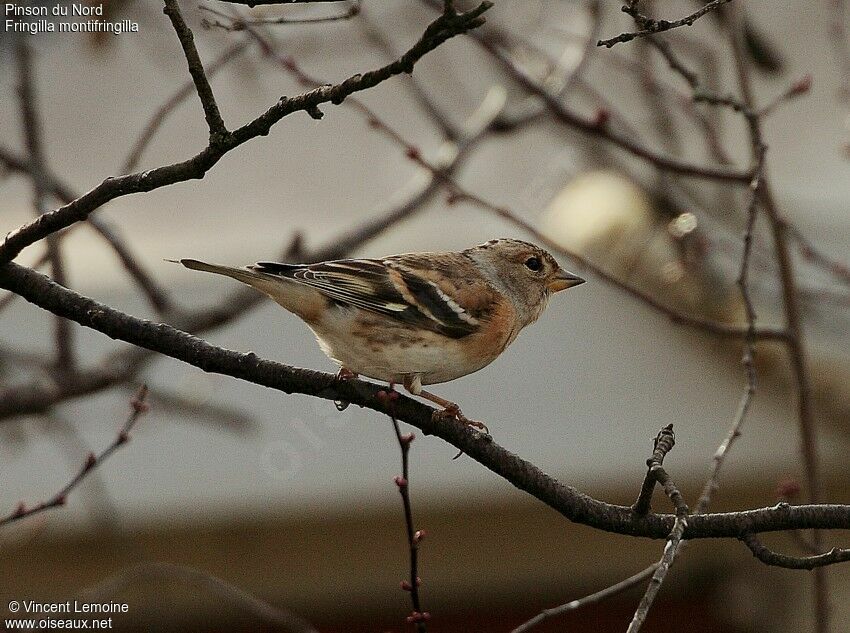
524 256 542 271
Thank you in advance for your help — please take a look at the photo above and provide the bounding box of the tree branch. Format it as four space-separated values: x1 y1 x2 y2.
741 534 850 570
123 41 249 174
163 0 228 138
632 424 677 516
626 425 690 632
598 0 735 48
418 0 752 182
726 6 829 629
386 398 429 630
0 386 148 528
2 262 850 543
510 563 658 633
0 1 491 266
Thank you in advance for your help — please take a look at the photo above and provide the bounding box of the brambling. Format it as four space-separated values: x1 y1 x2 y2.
175 238 584 428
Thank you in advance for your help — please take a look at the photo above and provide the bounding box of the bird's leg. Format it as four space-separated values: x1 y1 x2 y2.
403 375 489 434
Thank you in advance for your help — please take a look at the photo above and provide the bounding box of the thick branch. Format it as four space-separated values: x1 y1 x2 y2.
3 262 850 542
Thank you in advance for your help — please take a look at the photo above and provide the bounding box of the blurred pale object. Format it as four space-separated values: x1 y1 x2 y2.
540 170 735 322
541 170 850 436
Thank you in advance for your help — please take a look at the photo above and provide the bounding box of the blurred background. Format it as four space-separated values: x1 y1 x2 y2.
1 0 849 631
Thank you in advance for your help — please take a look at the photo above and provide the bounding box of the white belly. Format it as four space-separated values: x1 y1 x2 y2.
307 309 498 385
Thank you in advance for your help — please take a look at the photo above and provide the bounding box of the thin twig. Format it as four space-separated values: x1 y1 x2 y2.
138 384 254 433
701 6 832 630
510 426 679 632
163 0 228 138
598 0 735 48
357 4 459 140
0 386 149 528
87 216 176 314
614 5 767 522
383 390 429 631
741 533 850 570
695 121 762 515
788 223 850 288
626 426 690 633
726 6 829 630
419 0 751 182
632 424 677 515
626 516 688 632
827 0 850 114
0 145 177 315
509 563 659 633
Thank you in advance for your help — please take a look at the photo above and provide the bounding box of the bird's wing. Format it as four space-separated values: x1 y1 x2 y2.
250 256 488 338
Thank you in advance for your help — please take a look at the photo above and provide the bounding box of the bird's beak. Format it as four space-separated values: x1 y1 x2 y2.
548 268 585 292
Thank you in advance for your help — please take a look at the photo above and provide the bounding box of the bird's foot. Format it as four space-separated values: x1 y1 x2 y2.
441 404 489 435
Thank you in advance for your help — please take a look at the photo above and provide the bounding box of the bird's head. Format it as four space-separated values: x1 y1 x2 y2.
465 238 584 326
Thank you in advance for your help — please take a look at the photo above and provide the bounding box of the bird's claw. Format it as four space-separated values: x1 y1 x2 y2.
439 404 490 435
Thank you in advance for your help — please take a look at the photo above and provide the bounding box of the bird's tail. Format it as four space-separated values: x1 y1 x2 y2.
170 258 296 299
172 258 268 286
170 258 324 321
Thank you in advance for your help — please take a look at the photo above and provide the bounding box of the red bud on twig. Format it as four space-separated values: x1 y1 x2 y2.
789 74 812 97
593 107 610 128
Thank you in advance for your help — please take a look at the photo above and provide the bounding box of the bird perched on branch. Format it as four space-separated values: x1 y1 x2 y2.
174 238 584 429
